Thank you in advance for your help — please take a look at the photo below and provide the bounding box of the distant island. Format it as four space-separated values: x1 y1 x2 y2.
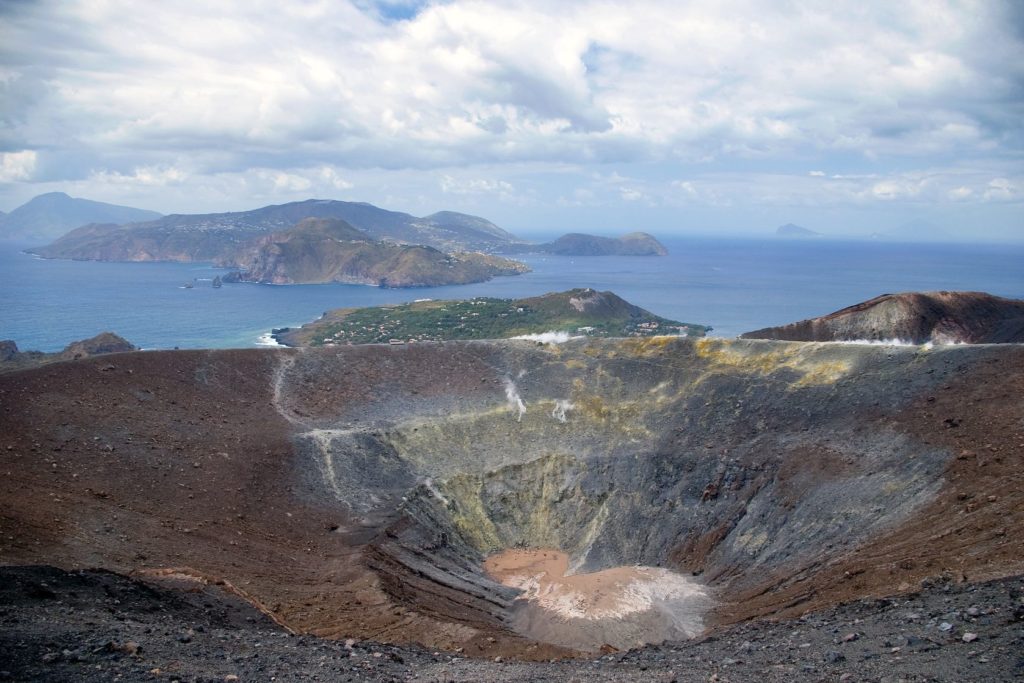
30 197 525 262
502 232 668 256
21 193 672 287
741 291 1024 344
29 198 532 288
775 223 821 238
225 217 528 287
273 288 708 346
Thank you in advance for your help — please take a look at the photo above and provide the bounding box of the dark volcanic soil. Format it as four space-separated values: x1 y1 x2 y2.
2 565 1022 681
1 337 1023 679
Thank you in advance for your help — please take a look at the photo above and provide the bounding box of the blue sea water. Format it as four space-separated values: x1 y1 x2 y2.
2 237 1022 352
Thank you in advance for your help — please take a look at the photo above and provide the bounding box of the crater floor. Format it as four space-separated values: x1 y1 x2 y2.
484 548 710 651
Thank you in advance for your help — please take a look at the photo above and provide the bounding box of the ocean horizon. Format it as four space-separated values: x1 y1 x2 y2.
2 236 1023 352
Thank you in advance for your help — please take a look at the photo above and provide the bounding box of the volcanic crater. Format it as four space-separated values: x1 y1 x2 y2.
2 336 1022 663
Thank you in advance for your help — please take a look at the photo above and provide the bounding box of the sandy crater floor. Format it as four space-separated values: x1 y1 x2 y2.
484 549 710 651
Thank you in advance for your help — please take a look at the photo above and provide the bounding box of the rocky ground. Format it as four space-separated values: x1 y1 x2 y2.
1 565 1022 682
2 339 1022 677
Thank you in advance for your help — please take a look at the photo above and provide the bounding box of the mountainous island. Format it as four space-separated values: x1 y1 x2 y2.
0 192 161 242
775 223 821 238
273 288 707 346
742 291 1024 344
30 197 525 261
29 198 532 287
225 217 527 286
14 194 677 290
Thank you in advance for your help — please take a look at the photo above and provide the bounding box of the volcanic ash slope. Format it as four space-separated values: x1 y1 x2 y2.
1 336 1022 659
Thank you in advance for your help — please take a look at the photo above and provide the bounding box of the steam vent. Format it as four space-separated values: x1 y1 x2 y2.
2 337 1023 671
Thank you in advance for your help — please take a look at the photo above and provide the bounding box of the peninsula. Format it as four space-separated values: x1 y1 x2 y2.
226 217 528 287
273 288 707 346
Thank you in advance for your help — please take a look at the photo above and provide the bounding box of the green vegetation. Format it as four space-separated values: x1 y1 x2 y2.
276 289 709 346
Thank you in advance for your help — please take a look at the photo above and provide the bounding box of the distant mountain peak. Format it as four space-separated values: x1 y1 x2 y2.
1 192 162 243
33 198 525 263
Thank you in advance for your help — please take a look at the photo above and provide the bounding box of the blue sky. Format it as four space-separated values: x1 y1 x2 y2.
0 0 1021 240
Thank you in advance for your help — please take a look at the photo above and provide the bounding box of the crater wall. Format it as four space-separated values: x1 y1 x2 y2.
1 338 1021 657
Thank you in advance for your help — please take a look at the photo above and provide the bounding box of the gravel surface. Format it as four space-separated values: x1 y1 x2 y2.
2 565 1022 682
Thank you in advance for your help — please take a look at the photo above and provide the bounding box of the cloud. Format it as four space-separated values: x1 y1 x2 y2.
440 174 514 195
0 0 1020 230
4 2 1020 169
619 187 645 201
89 166 187 186
983 177 1019 201
0 150 37 183
672 180 699 199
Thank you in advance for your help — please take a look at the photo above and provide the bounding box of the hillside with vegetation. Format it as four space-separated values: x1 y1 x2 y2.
274 288 708 346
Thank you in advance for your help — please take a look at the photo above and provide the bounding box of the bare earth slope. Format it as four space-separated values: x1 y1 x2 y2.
1 338 1022 676
742 291 1024 344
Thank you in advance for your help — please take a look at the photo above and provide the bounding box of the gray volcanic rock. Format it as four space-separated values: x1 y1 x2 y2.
742 291 1024 344
0 339 17 362
32 198 526 263
2 565 1019 681
1 192 161 243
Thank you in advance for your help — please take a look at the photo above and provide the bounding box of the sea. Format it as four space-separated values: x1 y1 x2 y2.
2 237 1022 352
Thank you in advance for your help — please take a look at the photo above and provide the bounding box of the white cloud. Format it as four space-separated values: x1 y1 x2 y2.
439 174 514 195
90 166 187 186
672 180 699 198
3 1 1019 171
0 151 37 183
948 186 973 201
619 187 644 201
983 178 1019 201
0 0 1020 229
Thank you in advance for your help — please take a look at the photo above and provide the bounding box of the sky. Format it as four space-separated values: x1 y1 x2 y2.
0 0 1022 239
